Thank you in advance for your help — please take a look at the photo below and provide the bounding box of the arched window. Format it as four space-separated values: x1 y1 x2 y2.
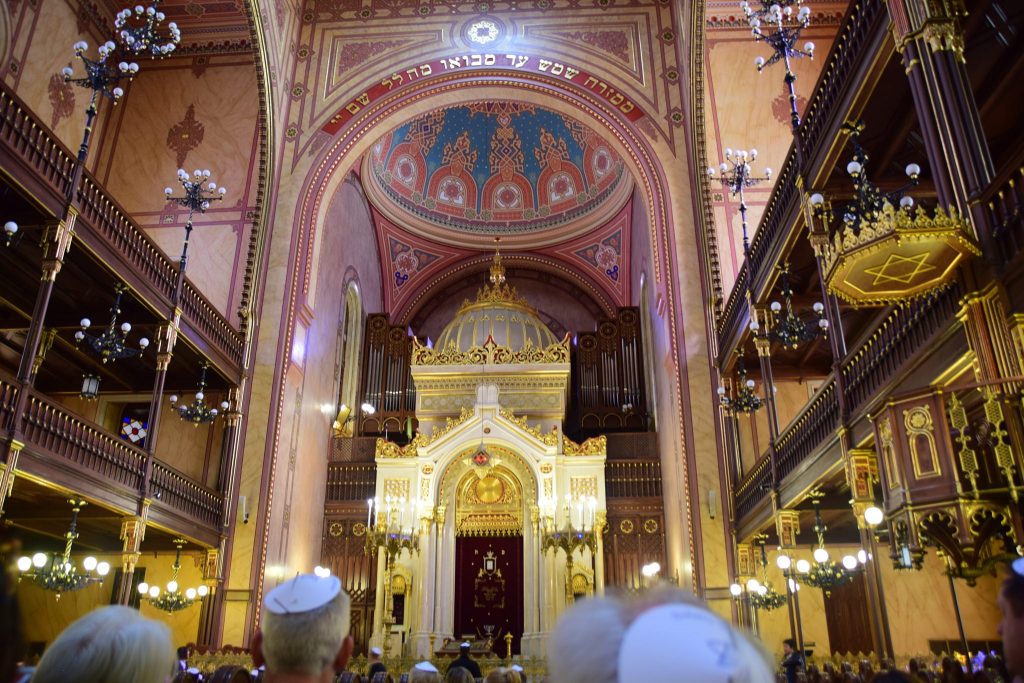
335 282 363 435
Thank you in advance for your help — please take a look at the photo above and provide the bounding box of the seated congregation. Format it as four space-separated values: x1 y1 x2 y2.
5 567 1019 683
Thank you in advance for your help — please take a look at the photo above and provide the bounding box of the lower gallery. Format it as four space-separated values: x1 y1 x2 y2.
0 0 1019 679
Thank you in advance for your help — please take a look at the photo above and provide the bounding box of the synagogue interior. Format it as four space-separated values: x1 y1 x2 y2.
0 0 1022 677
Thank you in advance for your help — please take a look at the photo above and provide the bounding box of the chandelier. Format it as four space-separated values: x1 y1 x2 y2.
718 357 764 415
750 264 828 349
793 496 855 596
115 0 181 57
364 496 419 559
164 168 227 276
741 0 815 130
16 499 111 599
75 284 149 363
137 539 208 612
4 220 21 247
170 363 228 425
747 537 786 610
809 122 978 306
540 494 599 556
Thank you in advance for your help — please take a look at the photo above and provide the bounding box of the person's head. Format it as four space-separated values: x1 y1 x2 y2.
460 642 471 656
178 646 189 660
410 661 442 683
368 646 382 662
32 605 174 683
485 668 522 683
445 667 475 683
999 559 1024 677
783 639 796 655
548 586 774 683
448 667 475 683
252 574 354 681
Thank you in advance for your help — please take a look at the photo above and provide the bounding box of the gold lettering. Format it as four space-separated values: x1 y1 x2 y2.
484 54 495 66
564 67 580 79
550 63 564 76
538 59 552 71
345 102 361 114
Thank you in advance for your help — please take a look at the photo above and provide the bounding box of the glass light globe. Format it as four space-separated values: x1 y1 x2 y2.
63 562 72 573
857 549 868 564
83 556 98 571
789 578 799 592
796 559 811 573
32 552 48 568
746 578 760 591
138 582 150 594
17 556 31 572
809 193 824 206
905 163 921 178
80 318 91 328
139 337 150 349
195 391 204 401
197 585 209 597
749 319 760 331
754 56 765 68
149 586 160 597
93 561 108 576
813 547 829 563
166 580 178 593
729 583 743 596
120 322 131 333
842 555 858 570
813 302 824 313
186 588 197 599
169 395 178 404
776 554 792 570
846 160 862 176
804 41 815 54
770 301 782 312
746 379 755 389
164 187 173 196
900 196 915 208
707 167 716 176
717 386 726 396
863 506 884 526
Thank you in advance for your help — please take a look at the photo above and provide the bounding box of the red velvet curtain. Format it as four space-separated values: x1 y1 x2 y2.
453 535 524 655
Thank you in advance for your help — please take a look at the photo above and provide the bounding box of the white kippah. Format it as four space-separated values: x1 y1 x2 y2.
510 664 524 672
370 647 383 656
264 574 341 615
461 641 471 648
617 603 739 683
414 661 439 672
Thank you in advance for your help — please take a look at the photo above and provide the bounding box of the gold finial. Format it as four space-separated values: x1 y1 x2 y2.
489 237 506 287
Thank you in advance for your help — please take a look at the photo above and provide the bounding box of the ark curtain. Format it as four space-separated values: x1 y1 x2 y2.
453 535 524 655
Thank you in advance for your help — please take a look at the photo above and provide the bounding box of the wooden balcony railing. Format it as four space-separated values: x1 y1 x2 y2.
733 282 960 525
326 462 376 502
605 460 662 498
2 375 222 529
715 0 888 354
0 84 243 376
983 149 1024 265
151 461 222 528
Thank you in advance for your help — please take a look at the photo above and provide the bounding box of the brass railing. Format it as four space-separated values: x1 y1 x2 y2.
0 84 243 374
325 462 376 502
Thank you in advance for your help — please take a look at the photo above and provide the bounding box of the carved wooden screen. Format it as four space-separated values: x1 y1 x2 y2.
322 512 378 656
574 307 648 434
358 314 417 438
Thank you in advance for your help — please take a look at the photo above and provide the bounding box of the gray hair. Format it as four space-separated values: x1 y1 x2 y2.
261 587 351 675
32 605 174 683
548 587 773 683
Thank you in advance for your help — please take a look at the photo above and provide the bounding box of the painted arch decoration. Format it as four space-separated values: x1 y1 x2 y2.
363 102 632 243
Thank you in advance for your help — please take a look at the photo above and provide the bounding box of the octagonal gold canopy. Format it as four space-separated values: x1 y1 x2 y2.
821 203 979 306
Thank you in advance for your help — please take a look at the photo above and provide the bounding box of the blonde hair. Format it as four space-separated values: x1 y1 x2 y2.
485 667 522 683
32 605 174 683
548 586 773 683
261 588 351 675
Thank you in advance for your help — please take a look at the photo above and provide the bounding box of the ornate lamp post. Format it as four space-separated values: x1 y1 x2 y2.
751 264 828 350
16 499 111 599
708 148 772 255
747 536 787 611
61 41 138 171
540 494 599 604
742 0 816 132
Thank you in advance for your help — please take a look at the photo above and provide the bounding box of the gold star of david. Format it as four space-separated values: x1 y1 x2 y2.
863 251 936 285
